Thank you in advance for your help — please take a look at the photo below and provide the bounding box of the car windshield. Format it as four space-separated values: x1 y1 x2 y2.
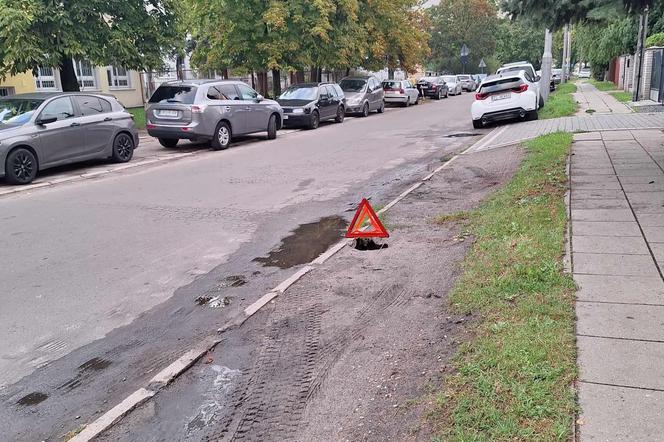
382 81 401 89
339 79 367 92
279 87 318 101
442 76 456 83
0 98 44 126
458 75 471 80
419 77 436 82
149 85 198 104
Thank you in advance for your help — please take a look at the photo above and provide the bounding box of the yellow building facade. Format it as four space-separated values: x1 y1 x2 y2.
0 63 144 108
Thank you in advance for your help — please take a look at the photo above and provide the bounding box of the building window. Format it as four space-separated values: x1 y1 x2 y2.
35 66 57 90
107 66 130 88
0 87 15 97
73 59 97 89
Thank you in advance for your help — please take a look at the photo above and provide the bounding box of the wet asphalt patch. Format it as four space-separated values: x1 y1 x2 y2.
16 391 48 406
253 216 347 269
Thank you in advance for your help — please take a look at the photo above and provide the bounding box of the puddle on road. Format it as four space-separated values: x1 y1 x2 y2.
221 275 246 287
17 391 48 406
444 133 481 138
78 357 112 372
253 216 347 269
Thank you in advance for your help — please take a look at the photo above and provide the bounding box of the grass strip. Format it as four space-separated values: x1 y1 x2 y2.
539 83 578 120
127 107 146 130
588 79 617 91
609 91 632 103
434 132 577 441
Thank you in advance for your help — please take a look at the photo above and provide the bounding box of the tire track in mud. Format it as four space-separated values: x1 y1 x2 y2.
208 282 411 441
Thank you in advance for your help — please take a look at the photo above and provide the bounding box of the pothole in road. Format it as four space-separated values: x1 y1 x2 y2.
353 238 389 251
78 357 112 372
17 391 48 406
253 216 347 269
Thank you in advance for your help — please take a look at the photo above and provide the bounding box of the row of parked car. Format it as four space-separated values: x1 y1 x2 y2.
0 72 477 185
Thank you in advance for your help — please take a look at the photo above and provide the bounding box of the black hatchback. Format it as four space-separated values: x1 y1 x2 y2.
277 83 346 129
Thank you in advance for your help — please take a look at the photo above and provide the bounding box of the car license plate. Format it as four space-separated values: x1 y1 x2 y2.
283 115 288 120
420 86 428 89
157 110 179 117
492 93 510 101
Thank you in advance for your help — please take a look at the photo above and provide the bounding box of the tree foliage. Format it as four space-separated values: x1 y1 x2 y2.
495 20 544 69
426 0 499 73
0 0 179 90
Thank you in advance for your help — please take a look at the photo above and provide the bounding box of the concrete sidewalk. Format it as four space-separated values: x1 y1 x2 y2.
570 129 664 441
574 81 632 115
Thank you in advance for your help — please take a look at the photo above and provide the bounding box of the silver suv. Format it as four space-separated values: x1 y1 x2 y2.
146 80 283 150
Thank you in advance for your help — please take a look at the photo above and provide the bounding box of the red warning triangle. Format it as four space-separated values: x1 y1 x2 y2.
346 198 390 238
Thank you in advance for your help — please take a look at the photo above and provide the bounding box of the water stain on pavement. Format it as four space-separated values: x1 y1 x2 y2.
253 216 347 269
58 357 112 392
17 392 48 406
78 357 112 372
221 275 246 287
444 132 482 138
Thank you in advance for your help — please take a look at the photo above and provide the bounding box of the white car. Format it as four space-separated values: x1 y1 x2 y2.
441 75 462 95
578 68 591 78
496 61 543 108
471 70 540 129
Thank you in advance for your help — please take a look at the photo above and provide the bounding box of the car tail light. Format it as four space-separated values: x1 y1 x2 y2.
398 88 405 94
475 92 488 100
512 84 528 93
146 123 156 129
192 105 207 113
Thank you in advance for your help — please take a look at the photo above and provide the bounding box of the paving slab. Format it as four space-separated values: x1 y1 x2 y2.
571 199 629 210
572 221 641 237
651 243 664 266
578 335 664 390
622 176 664 184
622 183 664 192
636 214 664 226
577 302 664 341
571 189 625 200
573 181 623 190
642 226 664 243
573 253 659 276
578 382 664 442
574 131 602 141
571 168 616 176
572 235 649 254
602 130 635 141
574 274 664 304
571 209 635 222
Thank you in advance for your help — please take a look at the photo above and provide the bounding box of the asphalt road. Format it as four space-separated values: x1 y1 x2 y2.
0 92 482 439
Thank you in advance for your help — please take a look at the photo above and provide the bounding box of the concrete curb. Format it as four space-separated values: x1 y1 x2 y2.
65 135 482 440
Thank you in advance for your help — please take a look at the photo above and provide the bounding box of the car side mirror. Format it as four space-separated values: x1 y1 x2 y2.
255 94 264 102
36 116 57 125
535 76 541 82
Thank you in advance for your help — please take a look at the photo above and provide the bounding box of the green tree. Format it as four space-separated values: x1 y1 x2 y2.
427 0 499 73
0 0 179 91
495 19 544 68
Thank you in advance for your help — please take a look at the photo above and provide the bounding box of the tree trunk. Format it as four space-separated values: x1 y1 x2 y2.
272 69 281 97
59 58 80 92
388 67 395 80
222 68 229 80
251 70 255 89
296 70 305 83
256 70 269 97
175 54 184 80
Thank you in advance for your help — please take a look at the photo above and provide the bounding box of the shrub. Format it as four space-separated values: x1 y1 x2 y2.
646 32 664 47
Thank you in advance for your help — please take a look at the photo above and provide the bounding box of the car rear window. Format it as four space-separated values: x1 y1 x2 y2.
149 85 198 104
339 79 367 92
480 77 523 94
382 81 400 89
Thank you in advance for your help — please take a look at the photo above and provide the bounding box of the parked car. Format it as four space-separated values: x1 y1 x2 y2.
578 67 591 78
382 79 420 106
338 76 385 116
457 74 476 92
471 70 540 129
472 74 486 90
0 92 138 185
536 70 557 92
146 80 282 150
552 68 563 84
277 82 345 129
416 76 449 99
496 62 543 108
441 75 463 95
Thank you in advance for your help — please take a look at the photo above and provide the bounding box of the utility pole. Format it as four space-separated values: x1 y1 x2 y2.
562 24 569 82
566 25 573 81
540 29 553 102
633 6 650 102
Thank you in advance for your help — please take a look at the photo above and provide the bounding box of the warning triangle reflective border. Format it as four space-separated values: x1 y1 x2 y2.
345 198 389 238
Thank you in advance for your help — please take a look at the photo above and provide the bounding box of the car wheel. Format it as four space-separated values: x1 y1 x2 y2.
335 106 345 123
436 90 442 100
361 102 370 117
445 90 449 98
267 114 278 139
404 97 410 107
112 133 134 163
472 119 483 129
415 95 420 105
308 110 320 129
5 148 38 185
212 121 231 150
158 138 178 148
377 101 385 113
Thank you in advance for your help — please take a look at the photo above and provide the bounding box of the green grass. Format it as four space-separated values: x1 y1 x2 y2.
609 91 632 103
127 107 146 129
433 132 577 441
539 83 578 120
588 79 617 92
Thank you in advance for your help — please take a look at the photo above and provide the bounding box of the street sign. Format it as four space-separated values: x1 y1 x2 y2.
460 44 470 57
478 58 486 68
346 199 389 238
